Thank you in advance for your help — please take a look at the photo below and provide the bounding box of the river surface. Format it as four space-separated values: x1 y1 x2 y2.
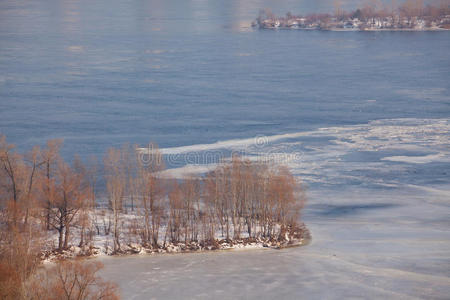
98 185 450 299
1 0 449 299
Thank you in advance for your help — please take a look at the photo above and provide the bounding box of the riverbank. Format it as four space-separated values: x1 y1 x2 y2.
254 6 450 31
97 186 450 299
42 224 311 262
254 19 450 31
256 26 449 31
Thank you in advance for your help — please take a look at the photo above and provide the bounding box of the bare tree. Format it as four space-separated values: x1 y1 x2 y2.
104 148 126 253
0 225 44 299
40 139 63 230
27 259 119 300
0 194 44 299
181 177 200 244
167 181 183 243
48 160 87 250
135 143 165 248
0 135 26 226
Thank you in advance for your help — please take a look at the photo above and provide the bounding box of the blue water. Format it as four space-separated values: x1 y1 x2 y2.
1 0 449 159
2 2 450 298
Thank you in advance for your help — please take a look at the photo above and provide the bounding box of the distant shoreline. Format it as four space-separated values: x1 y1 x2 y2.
253 4 450 31
257 27 450 32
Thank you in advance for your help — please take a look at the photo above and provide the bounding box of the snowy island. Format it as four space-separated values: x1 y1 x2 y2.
0 136 310 264
253 3 450 31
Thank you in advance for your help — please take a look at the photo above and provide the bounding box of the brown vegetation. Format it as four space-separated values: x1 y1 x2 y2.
256 0 450 29
26 260 119 300
0 136 118 299
0 134 308 297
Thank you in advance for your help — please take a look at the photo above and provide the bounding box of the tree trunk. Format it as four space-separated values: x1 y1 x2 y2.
64 225 70 249
58 227 64 250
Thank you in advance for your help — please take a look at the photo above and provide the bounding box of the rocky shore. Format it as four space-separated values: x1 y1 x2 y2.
42 224 311 262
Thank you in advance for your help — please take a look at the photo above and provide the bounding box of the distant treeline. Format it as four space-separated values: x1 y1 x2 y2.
256 0 450 29
260 0 450 21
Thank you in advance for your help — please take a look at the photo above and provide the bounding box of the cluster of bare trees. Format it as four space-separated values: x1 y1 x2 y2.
26 260 118 300
202 157 304 242
0 134 305 296
0 135 306 251
1 256 118 300
351 0 450 20
103 146 305 251
258 0 450 28
0 136 117 299
336 0 450 21
0 136 94 252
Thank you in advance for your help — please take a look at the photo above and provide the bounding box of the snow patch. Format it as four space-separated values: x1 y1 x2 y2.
381 153 447 164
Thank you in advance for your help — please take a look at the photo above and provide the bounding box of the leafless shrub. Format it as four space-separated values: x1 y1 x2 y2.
26 259 119 300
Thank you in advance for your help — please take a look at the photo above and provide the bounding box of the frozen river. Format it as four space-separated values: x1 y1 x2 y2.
98 186 450 299
99 118 450 299
1 0 449 298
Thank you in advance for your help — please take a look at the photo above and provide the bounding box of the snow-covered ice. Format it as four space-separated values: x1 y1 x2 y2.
98 118 450 299
98 186 450 299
